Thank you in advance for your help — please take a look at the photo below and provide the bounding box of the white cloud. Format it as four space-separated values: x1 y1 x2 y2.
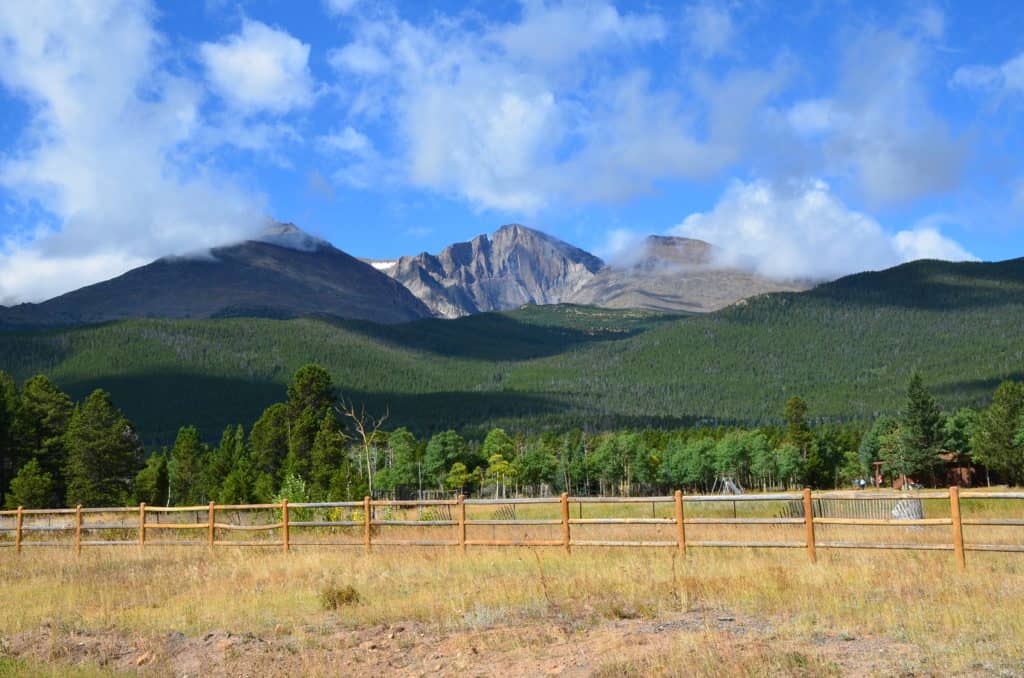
951 52 1024 97
672 179 976 280
316 127 383 189
594 228 646 267
493 2 666 67
685 3 734 59
914 6 945 39
0 0 264 303
892 228 976 262
783 28 964 207
324 0 360 16
318 127 372 154
327 3 787 211
200 19 314 114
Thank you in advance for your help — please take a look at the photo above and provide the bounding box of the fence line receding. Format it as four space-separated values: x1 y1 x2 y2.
1 487 1022 570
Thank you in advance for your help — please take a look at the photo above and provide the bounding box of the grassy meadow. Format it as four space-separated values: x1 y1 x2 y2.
1 499 1023 676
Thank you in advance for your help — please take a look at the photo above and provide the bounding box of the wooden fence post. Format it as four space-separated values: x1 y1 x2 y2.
281 499 290 554
803 488 816 564
560 493 570 553
674 490 686 557
950 486 965 571
75 505 82 556
138 503 146 548
363 496 371 554
208 502 215 547
457 495 466 552
15 506 23 554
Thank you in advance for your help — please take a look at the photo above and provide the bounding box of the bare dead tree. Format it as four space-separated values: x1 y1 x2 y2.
335 398 389 497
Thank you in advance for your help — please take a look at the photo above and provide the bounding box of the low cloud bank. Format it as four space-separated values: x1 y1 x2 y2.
671 179 976 281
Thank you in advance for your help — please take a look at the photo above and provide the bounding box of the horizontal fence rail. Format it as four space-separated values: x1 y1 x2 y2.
1 488 1022 569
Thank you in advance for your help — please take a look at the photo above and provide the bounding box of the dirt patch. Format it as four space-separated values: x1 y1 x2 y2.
0 610 966 677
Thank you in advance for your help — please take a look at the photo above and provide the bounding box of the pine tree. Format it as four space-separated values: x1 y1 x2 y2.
17 375 73 504
308 413 346 499
64 390 144 507
250 403 288 481
784 396 812 461
5 459 54 509
167 425 208 505
0 371 20 498
283 408 321 481
134 453 169 506
901 373 943 484
286 364 335 420
971 381 1024 485
205 425 241 501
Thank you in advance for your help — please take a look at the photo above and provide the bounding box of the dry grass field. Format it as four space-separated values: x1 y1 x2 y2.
1 515 1023 677
2 491 1022 676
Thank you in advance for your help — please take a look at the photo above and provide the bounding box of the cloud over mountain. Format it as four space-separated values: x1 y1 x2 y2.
672 180 976 280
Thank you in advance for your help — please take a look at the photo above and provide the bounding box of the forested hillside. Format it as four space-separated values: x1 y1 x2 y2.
0 258 1022 447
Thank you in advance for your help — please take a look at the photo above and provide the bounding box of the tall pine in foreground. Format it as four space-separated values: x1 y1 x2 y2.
168 426 208 506
17 375 73 505
972 381 1024 485
64 390 144 507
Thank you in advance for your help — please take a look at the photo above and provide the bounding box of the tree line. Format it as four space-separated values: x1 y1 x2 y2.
3 365 1024 509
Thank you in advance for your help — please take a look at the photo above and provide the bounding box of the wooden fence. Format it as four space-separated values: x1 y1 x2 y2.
1 488 1022 570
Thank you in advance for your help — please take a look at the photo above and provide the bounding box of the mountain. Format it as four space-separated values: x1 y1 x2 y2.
2 257 1022 445
0 223 432 327
567 235 811 313
385 227 810 317
387 224 605 318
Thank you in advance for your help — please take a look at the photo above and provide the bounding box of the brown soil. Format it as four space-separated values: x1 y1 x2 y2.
1 607 964 678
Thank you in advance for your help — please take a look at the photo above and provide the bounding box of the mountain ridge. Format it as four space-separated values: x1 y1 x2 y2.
0 223 432 327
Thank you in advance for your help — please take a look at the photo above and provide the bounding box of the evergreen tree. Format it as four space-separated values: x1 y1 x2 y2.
283 365 337 483
286 364 335 420
900 374 944 484
283 408 321 481
17 375 73 504
0 371 20 498
250 403 289 481
971 381 1024 485
167 425 208 505
784 396 812 460
219 450 257 505
5 459 54 509
205 425 240 501
64 390 144 507
134 453 169 506
308 413 346 499
943 408 978 466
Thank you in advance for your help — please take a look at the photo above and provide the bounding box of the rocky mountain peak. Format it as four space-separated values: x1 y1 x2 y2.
389 224 604 318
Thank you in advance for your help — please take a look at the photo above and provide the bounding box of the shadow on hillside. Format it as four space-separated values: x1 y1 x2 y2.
324 308 680 361
803 258 1024 311
59 372 579 448
932 372 1024 403
0 329 76 381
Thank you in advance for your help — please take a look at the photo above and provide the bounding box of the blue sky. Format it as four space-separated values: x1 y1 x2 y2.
0 1 1022 301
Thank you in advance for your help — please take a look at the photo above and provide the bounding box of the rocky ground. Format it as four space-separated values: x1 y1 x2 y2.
2 607 956 677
